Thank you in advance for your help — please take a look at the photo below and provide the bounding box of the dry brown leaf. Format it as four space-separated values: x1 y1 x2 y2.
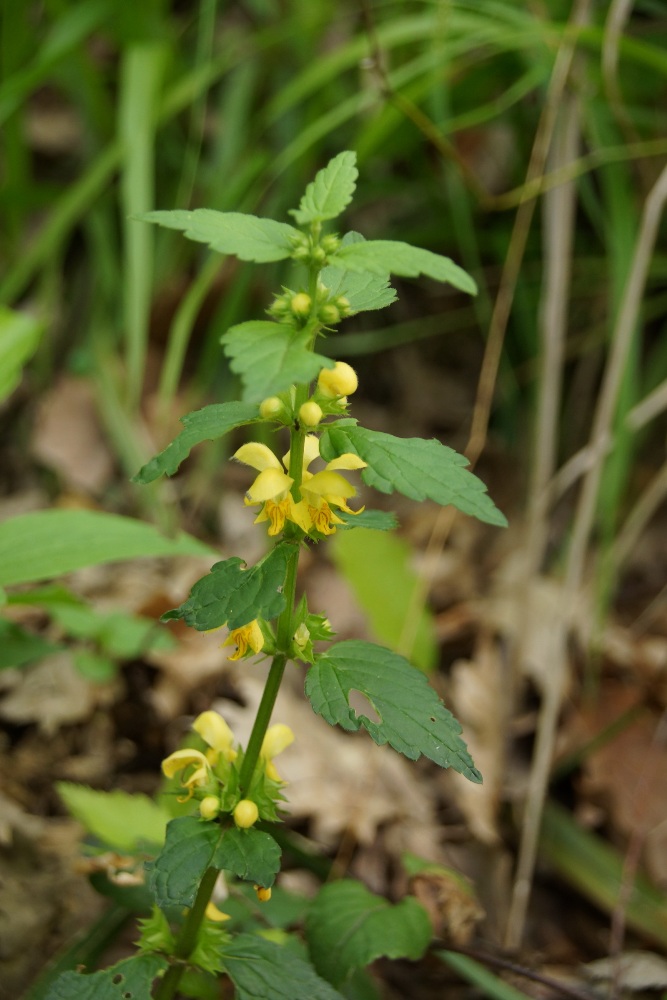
31 376 114 495
565 681 667 883
0 654 97 734
448 639 506 844
410 867 485 945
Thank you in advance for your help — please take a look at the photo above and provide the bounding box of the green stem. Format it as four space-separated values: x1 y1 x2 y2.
154 865 219 1000
237 398 310 796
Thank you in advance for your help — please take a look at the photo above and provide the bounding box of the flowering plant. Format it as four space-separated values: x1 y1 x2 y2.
51 152 505 1000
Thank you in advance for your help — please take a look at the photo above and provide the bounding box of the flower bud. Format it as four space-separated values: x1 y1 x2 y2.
320 234 341 255
234 799 259 828
335 295 351 317
259 396 283 419
290 293 311 317
268 293 291 318
298 401 322 427
318 361 358 398
254 885 272 903
199 795 221 820
293 622 310 651
291 245 311 262
311 246 327 265
318 304 340 326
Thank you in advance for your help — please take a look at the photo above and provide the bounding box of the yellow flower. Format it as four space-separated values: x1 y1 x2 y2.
260 723 295 782
222 619 265 661
192 710 238 764
299 435 366 535
161 748 211 802
233 442 311 536
205 902 231 922
254 885 272 903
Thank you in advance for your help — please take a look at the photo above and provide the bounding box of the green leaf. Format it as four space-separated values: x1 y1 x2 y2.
133 400 259 483
0 618 62 670
221 322 334 402
306 881 432 987
57 783 170 851
220 933 346 1000
330 528 436 671
290 151 358 225
320 423 507 528
45 954 168 1000
305 640 481 782
0 510 215 587
162 544 289 631
0 305 44 402
141 209 300 262
320 233 396 314
213 826 281 888
146 816 219 909
73 650 117 682
328 240 477 294
335 508 398 532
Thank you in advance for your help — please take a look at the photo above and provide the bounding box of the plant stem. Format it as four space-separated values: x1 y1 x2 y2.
238 414 306 796
154 865 219 1000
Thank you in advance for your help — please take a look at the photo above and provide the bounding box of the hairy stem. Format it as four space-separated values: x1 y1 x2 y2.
154 865 219 1000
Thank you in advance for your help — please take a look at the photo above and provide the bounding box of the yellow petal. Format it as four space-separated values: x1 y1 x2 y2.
288 498 313 533
246 467 293 503
301 470 356 500
325 453 367 472
261 723 295 760
193 711 235 753
205 902 231 923
161 748 210 780
233 442 282 472
302 434 321 470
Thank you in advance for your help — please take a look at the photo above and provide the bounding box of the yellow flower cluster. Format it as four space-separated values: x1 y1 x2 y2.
235 362 365 538
160 711 294 826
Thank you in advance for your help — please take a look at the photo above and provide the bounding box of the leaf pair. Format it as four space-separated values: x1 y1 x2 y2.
141 150 476 293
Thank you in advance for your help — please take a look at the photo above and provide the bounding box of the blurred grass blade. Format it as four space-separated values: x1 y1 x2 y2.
0 0 110 125
540 800 667 948
119 41 167 409
437 951 533 1000
330 528 437 672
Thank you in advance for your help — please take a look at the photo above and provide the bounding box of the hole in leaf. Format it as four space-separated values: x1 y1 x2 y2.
123 993 133 999
112 974 123 985
348 689 382 724
429 716 436 723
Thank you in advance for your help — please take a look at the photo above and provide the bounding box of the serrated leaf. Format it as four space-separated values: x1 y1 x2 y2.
320 232 396 314
220 933 346 1000
142 209 299 262
0 510 215 587
305 640 481 782
45 954 168 1000
133 401 259 483
57 783 170 851
221 322 334 402
146 816 220 908
213 826 281 887
306 881 432 987
328 240 477 294
290 151 358 226
320 423 507 528
162 544 289 631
